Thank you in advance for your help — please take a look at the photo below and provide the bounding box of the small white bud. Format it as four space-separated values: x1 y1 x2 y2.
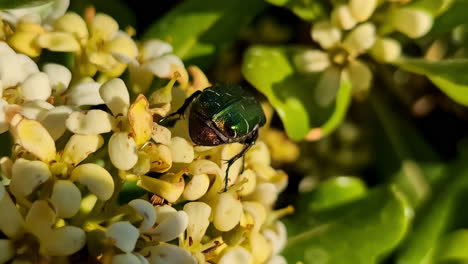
349 0 377 22
370 37 402 62
390 8 433 38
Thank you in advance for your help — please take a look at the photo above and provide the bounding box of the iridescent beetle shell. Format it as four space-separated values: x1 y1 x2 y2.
188 84 266 146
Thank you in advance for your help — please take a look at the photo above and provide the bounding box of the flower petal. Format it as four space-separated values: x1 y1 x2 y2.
53 12 88 39
49 180 82 218
141 39 173 61
10 115 56 162
128 94 152 147
25 200 55 239
40 105 74 140
43 63 72 92
41 226 86 256
390 8 433 38
147 244 196 264
183 173 210 201
142 54 184 78
343 22 376 55
62 134 104 165
345 60 372 95
0 100 10 133
183 202 211 245
108 132 138 170
70 163 114 200
370 37 401 63
99 78 130 116
243 202 266 232
10 158 51 199
0 239 14 263
112 253 142 264
36 32 81 52
314 66 341 107
0 54 30 87
246 183 278 207
18 72 51 101
293 49 330 73
147 211 188 242
67 81 104 106
91 13 119 40
249 231 272 264
66 110 114 134
151 122 171 145
106 221 139 253
142 142 172 173
128 199 156 233
218 247 253 264
21 100 54 120
349 0 377 22
214 192 242 232
105 32 138 59
331 4 357 30
137 174 184 203
0 182 25 238
0 42 15 55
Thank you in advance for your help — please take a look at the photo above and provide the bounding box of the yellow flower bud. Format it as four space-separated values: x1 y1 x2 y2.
390 8 433 38
370 37 402 62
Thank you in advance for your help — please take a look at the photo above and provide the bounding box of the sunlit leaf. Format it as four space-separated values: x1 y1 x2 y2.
283 186 411 264
144 0 266 68
307 176 367 211
242 46 352 141
396 58 468 106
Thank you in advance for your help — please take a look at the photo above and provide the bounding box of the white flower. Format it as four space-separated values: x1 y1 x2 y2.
117 40 184 93
294 22 376 104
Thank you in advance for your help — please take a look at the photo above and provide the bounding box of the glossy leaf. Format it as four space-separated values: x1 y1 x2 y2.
307 176 367 211
0 0 52 9
396 58 468 106
283 186 411 264
242 46 352 141
144 0 267 68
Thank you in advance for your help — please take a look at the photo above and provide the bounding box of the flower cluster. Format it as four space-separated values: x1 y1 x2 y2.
294 0 435 100
0 4 291 264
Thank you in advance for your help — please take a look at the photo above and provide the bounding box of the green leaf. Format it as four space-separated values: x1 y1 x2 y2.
433 230 468 263
396 155 468 264
242 46 352 141
396 58 468 107
283 186 411 264
143 0 266 68
430 0 468 35
370 91 443 207
0 0 52 9
407 0 454 16
307 176 367 211
265 0 325 21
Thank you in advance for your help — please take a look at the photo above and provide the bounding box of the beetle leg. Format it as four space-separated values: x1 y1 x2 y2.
223 129 259 192
158 90 202 125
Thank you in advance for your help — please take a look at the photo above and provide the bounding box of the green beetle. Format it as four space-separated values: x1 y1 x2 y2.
160 84 266 191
